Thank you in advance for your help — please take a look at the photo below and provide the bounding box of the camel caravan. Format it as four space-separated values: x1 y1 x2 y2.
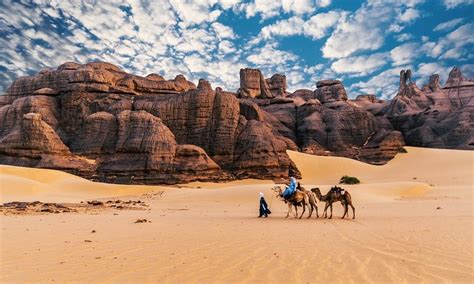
269 177 355 219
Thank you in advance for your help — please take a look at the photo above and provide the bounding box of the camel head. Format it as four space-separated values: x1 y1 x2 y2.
310 187 322 199
271 185 282 193
271 185 287 200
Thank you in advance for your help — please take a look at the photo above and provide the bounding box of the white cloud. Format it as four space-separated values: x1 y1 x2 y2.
390 42 420 66
322 1 424 58
442 0 474 9
246 42 299 66
304 64 324 74
322 3 393 58
460 64 474 79
303 10 347 39
239 0 331 20
331 53 388 76
350 66 412 99
316 0 332 7
415 62 451 86
422 23 474 59
211 22 236 39
0 0 250 92
395 33 413 42
398 8 420 23
168 0 224 27
259 10 345 41
434 18 464 32
260 16 304 39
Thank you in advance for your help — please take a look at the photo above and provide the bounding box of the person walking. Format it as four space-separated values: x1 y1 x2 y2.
258 192 271 218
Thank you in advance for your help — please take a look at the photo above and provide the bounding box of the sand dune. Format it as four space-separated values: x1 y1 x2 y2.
0 165 167 203
1 147 473 283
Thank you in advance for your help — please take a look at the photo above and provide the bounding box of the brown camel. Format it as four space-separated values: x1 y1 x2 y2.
311 186 355 219
298 184 319 218
271 186 318 219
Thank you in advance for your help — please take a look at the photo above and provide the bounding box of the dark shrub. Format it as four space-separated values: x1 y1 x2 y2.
339 175 360 185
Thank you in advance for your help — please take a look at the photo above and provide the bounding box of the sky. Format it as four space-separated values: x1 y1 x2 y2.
0 0 473 99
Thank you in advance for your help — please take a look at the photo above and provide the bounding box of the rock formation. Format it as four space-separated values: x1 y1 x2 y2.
0 62 299 184
265 74 287 97
383 67 473 149
238 68 273 99
315 80 348 103
0 62 472 184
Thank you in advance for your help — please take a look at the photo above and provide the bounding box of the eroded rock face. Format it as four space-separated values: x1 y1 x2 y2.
238 68 273 99
296 102 404 164
266 74 287 97
5 61 196 97
383 67 474 150
289 89 316 101
0 62 471 184
315 80 348 103
0 64 299 184
356 94 377 103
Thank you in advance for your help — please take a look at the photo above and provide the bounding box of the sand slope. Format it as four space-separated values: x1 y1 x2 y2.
1 147 473 283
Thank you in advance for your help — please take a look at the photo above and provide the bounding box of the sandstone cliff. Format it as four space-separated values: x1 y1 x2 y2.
0 62 299 184
0 62 472 184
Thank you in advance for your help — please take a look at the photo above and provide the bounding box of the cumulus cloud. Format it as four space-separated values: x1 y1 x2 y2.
422 23 474 59
398 8 420 23
390 42 420 66
331 53 388 76
260 16 305 39
322 1 424 59
433 18 464 32
259 10 346 41
303 10 348 39
442 0 474 9
246 42 299 66
0 0 247 92
350 67 411 99
239 0 330 20
395 33 413 42
0 0 470 97
415 62 451 86
460 64 474 79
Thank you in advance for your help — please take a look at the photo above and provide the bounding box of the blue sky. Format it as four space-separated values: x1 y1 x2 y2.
0 0 473 99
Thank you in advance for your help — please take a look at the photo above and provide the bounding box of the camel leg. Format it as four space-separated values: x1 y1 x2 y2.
307 202 313 219
329 203 333 219
299 204 305 219
294 205 299 218
315 205 319 218
342 203 348 219
286 203 291 218
350 204 355 219
323 203 329 218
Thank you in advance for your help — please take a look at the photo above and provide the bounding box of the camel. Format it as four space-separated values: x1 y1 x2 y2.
311 186 355 219
271 185 318 219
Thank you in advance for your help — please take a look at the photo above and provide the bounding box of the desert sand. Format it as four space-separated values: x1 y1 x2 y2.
1 146 473 283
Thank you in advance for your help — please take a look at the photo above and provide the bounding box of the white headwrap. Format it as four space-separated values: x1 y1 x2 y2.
259 192 264 197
